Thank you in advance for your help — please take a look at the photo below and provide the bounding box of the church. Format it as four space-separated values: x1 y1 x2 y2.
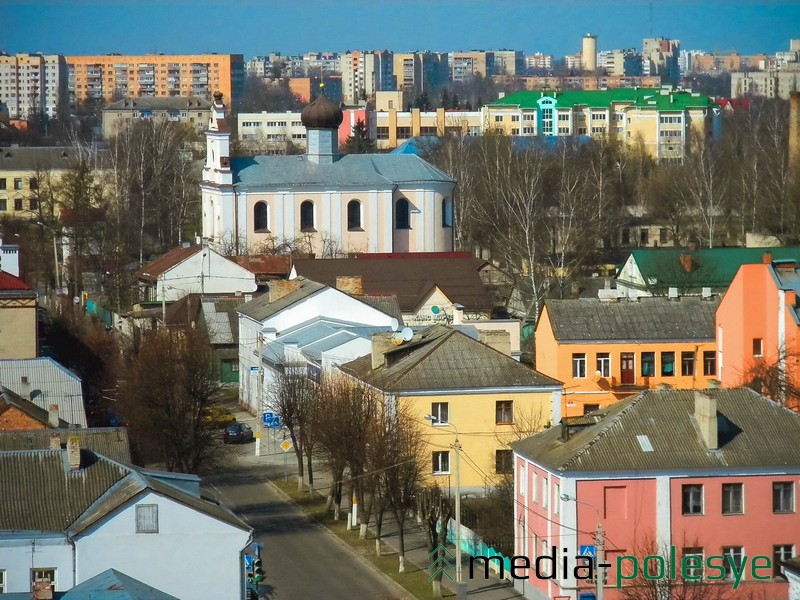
201 92 456 256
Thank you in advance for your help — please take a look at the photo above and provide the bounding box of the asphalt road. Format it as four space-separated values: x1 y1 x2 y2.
205 438 406 600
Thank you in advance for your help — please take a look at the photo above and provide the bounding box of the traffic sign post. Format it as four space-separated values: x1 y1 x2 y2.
281 437 292 481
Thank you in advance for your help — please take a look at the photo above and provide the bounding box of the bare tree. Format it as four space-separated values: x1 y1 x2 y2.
740 348 800 410
418 485 455 598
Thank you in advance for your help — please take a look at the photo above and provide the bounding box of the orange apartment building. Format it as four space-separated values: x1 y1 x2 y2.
66 53 244 106
536 297 719 416
717 254 800 408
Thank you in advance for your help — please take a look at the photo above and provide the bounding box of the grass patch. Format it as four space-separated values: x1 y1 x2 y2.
273 480 454 599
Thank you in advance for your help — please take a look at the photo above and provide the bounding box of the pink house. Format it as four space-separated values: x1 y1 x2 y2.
511 388 800 600
716 255 800 409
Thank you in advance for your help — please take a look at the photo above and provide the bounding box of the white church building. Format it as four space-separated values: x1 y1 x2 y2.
201 92 456 256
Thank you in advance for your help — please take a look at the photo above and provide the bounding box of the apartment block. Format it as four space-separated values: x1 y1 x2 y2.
525 53 553 71
0 53 67 119
392 52 448 97
101 96 211 138
643 37 681 84
66 53 245 106
732 70 800 100
339 50 394 104
450 51 495 81
289 76 342 104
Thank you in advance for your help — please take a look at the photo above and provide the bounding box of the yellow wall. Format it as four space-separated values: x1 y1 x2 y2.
401 389 555 490
0 301 37 359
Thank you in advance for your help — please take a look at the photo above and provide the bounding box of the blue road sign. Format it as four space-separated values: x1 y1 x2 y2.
244 554 254 570
262 412 274 426
579 545 595 558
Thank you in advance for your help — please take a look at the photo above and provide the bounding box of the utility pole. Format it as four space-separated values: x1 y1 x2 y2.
596 523 605 600
454 436 464 600
255 330 263 457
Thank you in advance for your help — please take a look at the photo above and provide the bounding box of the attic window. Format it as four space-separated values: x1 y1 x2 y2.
135 504 159 533
636 434 654 452
21 376 28 384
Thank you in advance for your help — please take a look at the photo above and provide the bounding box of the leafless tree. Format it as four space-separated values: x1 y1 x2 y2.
740 348 800 411
418 485 455 598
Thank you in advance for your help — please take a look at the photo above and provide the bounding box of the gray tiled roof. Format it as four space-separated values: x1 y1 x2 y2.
543 297 719 342
231 153 455 191
237 277 326 322
0 449 249 534
341 324 562 392
0 146 76 171
0 428 131 463
512 388 800 472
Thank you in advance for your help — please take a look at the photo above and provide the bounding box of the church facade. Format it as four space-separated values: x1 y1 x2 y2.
201 93 456 256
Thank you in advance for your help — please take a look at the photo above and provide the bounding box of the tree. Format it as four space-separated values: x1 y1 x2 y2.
117 328 223 472
342 119 376 154
419 485 455 598
236 74 303 113
741 348 800 410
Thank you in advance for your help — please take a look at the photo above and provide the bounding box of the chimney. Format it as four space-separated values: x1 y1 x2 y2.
33 580 53 600
452 303 464 325
679 253 693 273
48 404 59 428
479 330 512 356
371 332 396 370
49 432 61 450
335 275 363 296
762 252 773 264
268 279 302 303
694 391 718 451
67 435 81 471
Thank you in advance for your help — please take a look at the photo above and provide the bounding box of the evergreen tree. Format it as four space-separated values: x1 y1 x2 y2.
342 119 376 154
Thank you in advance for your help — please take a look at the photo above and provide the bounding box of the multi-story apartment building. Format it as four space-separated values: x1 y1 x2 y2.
339 50 393 104
525 53 553 72
238 106 368 150
643 37 681 84
493 50 525 76
0 53 67 119
597 48 643 76
66 54 244 107
392 52 448 97
484 88 721 162
504 74 661 91
101 96 211 138
450 51 495 81
288 76 342 104
288 51 339 78
732 70 800 100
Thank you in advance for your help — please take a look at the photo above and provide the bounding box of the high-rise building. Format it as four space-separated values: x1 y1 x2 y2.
643 37 681 84
66 53 245 107
525 53 553 71
392 52 447 98
493 50 525 76
339 50 393 104
0 53 67 119
582 34 597 72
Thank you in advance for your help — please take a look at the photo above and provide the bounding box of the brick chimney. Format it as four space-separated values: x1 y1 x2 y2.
49 432 61 450
335 276 363 296
67 435 81 471
33 580 53 600
694 391 718 451
268 279 302 303
763 252 773 264
679 253 693 273
48 404 59 428
371 332 396 370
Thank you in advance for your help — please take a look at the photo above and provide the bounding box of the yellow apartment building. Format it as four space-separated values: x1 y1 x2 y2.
66 53 244 106
339 325 563 492
483 88 722 161
535 297 720 417
0 147 77 219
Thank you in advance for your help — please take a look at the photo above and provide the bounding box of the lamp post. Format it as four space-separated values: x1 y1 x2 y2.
425 414 464 599
36 221 61 292
560 493 604 600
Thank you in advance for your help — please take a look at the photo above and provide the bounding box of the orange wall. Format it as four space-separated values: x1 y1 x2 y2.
536 305 717 416
0 406 47 430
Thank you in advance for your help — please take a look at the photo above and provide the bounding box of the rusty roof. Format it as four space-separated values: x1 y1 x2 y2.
135 245 202 280
229 254 293 278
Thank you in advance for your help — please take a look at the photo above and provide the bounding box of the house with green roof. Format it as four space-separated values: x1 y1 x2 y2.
483 88 721 162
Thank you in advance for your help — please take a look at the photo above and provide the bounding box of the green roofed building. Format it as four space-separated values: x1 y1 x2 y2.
483 87 721 162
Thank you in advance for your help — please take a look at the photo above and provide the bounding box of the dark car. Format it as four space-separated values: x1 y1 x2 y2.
224 422 254 444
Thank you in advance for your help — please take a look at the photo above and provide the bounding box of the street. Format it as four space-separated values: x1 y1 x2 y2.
205 422 407 600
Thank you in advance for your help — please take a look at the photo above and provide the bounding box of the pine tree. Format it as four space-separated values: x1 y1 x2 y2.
342 119 376 154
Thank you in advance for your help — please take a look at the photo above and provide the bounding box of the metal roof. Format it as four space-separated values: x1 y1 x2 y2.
543 297 719 342
488 89 715 110
0 385 70 428
237 277 326 322
201 298 243 345
0 358 86 427
342 324 562 392
0 428 131 463
513 388 800 472
61 568 180 600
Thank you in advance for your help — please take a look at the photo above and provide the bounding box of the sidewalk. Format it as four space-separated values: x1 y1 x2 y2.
233 410 522 600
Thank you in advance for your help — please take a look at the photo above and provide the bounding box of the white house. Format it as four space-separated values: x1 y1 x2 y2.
236 277 402 413
0 446 251 599
136 244 257 303
201 92 456 256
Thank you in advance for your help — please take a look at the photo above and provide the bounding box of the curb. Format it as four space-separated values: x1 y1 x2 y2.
266 479 415 600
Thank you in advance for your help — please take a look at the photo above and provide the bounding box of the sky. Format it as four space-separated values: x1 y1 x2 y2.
1 0 798 59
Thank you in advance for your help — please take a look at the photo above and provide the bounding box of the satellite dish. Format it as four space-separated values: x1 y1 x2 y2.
593 370 603 382
401 327 413 342
389 318 400 332
391 333 404 346
73 296 80 304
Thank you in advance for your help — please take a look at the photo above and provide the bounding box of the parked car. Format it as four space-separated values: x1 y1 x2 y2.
224 422 254 444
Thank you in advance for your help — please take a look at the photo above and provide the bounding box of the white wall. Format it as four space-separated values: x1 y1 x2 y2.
76 491 249 600
0 536 73 592
159 250 256 301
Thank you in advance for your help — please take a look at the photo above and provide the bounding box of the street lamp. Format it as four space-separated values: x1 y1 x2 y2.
560 493 604 600
424 413 465 599
36 221 61 292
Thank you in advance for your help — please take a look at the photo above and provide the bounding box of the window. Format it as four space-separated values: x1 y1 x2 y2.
135 503 159 533
13 177 22 190
496 449 513 474
753 338 764 358
432 451 450 474
30 197 38 210
774 545 794 578
0 569 4 593
682 484 703 515
253 201 268 232
681 352 695 376
14 198 23 211
621 228 630 245
659 228 669 244
596 353 611 378
682 548 703 580
395 198 410 230
722 483 743 515
584 403 600 415
229 360 239 372
31 568 56 592
542 478 549 509
30 177 38 190
640 229 649 245
431 401 448 424
532 473 538 503
494 115 503 122
0 179 6 190
722 547 744 581
703 351 716 376
661 352 675 376
347 199 362 230
641 352 655 377
300 200 314 231
572 353 587 378
442 198 453 228
496 400 513 424
774 482 794 513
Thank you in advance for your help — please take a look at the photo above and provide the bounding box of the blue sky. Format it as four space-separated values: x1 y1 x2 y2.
1 1 798 58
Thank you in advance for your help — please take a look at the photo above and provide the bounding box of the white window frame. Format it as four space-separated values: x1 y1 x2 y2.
682 548 704 580
0 569 5 593
135 503 159 533
774 481 795 513
596 353 611 378
432 451 450 475
31 568 56 591
722 546 744 581
431 401 449 425
682 484 703 515
721 483 743 515
572 353 587 379
542 478 549 509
